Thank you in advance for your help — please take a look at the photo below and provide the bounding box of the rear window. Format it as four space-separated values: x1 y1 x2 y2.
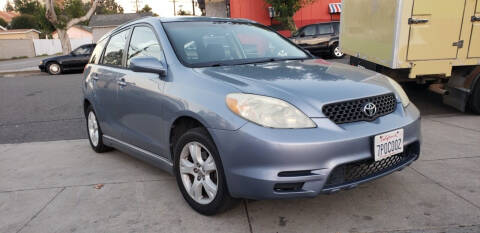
89 40 106 64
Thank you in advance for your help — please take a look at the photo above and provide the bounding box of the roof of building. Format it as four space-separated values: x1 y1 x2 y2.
0 29 41 34
52 25 92 35
89 13 153 27
0 11 19 23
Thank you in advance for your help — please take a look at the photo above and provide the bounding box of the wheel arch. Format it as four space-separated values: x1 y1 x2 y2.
169 115 212 161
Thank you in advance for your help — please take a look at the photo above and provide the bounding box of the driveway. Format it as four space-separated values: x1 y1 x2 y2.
1 66 480 233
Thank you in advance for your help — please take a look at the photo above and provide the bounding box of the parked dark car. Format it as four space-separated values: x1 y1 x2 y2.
39 43 96 75
290 21 343 58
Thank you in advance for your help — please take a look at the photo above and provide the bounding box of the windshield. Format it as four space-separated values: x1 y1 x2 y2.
162 21 310 67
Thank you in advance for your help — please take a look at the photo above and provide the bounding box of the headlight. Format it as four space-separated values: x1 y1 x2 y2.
387 77 410 107
226 93 316 129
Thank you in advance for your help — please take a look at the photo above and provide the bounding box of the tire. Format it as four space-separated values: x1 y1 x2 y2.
47 62 62 75
174 127 238 215
85 106 111 153
469 77 480 114
330 44 344 59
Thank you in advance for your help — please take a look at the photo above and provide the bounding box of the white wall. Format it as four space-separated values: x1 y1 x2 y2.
33 38 93 56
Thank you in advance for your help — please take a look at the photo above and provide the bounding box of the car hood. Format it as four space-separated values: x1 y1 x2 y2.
194 59 399 117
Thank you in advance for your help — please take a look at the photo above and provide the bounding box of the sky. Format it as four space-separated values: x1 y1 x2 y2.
1 0 202 17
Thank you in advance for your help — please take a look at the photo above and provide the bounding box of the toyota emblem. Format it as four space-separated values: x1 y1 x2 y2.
362 102 377 117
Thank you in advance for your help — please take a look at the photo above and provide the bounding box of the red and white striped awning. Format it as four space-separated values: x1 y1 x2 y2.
329 3 342 14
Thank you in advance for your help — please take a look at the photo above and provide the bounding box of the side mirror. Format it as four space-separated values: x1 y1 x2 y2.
70 51 76 56
129 57 167 77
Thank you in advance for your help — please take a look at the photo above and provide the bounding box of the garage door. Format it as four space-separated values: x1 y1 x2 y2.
407 0 466 61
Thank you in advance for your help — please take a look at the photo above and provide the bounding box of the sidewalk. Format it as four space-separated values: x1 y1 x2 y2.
1 116 480 233
0 56 53 75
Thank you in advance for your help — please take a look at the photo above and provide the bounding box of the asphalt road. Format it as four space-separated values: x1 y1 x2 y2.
0 73 85 144
0 56 55 73
0 65 463 144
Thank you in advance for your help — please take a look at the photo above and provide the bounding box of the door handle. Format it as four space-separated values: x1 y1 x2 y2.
117 78 127 87
472 16 480 22
408 18 429 24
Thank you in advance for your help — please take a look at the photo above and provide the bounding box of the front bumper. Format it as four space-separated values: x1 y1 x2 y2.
209 103 421 200
38 64 46 72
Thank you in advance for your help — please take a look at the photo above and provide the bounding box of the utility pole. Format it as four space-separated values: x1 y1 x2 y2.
192 0 195 15
173 0 176 16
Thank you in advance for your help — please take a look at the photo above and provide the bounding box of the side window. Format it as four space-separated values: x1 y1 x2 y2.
102 29 129 67
89 39 106 64
127 26 165 66
302 25 316 37
317 24 334 35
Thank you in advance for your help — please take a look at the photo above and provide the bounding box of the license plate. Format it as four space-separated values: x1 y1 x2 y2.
374 129 404 161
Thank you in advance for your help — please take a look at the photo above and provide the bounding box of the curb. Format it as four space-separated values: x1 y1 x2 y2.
0 70 42 78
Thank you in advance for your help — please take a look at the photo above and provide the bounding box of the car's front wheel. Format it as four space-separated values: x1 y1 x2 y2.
85 106 111 153
47 62 62 75
174 127 237 215
331 44 344 58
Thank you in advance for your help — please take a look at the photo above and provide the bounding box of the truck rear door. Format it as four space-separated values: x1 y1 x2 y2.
468 0 480 58
407 0 465 61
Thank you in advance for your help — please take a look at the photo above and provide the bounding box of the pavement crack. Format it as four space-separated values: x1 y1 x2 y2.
243 200 254 233
425 118 480 133
0 117 84 127
0 178 174 194
409 167 480 210
16 187 65 233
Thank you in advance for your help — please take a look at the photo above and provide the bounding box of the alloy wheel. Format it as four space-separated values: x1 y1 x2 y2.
48 63 61 74
87 111 99 147
179 141 218 205
334 46 344 58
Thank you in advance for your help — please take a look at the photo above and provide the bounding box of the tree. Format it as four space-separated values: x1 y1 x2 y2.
140 4 152 13
96 0 124 15
0 18 7 27
177 9 191 16
13 0 41 15
265 0 314 32
10 14 37 29
45 0 100 54
5 1 14 12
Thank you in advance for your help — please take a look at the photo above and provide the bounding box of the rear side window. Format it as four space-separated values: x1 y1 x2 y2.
317 24 334 35
89 40 106 64
102 29 130 67
302 25 316 36
127 26 165 66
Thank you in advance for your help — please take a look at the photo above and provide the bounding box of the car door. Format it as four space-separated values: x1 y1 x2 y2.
75 45 94 70
116 25 168 155
294 25 318 49
63 45 89 70
316 23 335 49
91 29 130 139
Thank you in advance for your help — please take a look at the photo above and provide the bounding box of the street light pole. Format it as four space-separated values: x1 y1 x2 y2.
173 0 176 16
192 0 195 15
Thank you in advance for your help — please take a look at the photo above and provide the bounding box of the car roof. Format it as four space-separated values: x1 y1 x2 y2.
158 16 257 24
102 16 259 42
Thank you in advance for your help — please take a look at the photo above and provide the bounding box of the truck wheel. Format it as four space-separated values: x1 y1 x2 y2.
469 77 480 114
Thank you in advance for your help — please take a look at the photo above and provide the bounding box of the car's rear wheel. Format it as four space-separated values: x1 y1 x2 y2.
331 44 344 58
86 106 111 153
174 127 237 215
47 62 62 75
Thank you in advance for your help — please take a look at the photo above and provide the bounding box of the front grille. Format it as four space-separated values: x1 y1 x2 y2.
323 142 419 190
322 93 397 124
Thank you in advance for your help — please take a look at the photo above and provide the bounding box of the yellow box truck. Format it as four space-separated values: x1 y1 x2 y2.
340 0 480 113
